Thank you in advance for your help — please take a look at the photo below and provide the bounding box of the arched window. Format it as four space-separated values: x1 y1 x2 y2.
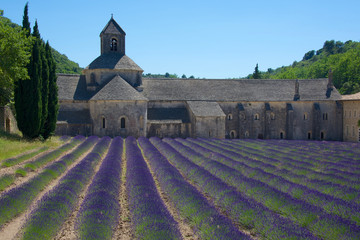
230 130 236 139
254 114 259 120
227 114 233 121
102 117 106 129
121 117 126 129
110 38 117 51
90 73 96 85
5 118 10 133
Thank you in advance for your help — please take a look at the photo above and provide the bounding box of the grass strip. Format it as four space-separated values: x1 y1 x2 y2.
1 147 49 168
23 135 85 171
0 174 15 191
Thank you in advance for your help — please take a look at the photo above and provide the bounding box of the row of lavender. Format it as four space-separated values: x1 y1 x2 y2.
170 138 360 239
206 138 360 201
22 137 111 239
0 135 96 228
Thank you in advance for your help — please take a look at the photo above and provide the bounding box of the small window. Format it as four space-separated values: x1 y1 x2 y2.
230 130 236 139
254 114 260 120
280 132 284 139
354 111 357 118
349 111 352 118
121 117 126 129
346 126 349 136
307 132 311 140
110 38 117 51
322 113 328 120
353 126 356 137
320 131 325 140
90 73 96 85
344 111 347 118
303 112 308 120
102 117 106 129
227 114 233 121
209 131 212 137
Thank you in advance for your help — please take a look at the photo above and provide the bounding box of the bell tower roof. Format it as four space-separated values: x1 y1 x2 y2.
100 16 126 55
100 16 126 36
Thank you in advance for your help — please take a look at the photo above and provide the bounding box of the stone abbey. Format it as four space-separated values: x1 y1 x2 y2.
54 17 360 142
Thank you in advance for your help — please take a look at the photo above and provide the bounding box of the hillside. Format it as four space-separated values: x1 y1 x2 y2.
0 16 82 75
249 40 360 94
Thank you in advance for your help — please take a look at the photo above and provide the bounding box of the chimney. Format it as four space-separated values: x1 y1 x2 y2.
293 79 300 101
326 69 334 98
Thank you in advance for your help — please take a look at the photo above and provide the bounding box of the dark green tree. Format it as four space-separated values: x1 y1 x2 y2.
181 74 187 78
42 41 58 139
22 3 30 36
252 63 261 79
40 41 49 135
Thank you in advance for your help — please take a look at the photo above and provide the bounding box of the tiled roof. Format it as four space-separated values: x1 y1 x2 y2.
101 17 126 35
342 92 360 100
187 101 225 117
86 53 143 71
142 78 342 102
91 75 147 101
57 74 91 101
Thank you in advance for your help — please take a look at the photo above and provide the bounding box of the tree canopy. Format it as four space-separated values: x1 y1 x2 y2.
0 16 32 105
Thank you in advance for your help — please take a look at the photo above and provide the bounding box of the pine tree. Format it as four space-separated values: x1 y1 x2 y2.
42 41 58 139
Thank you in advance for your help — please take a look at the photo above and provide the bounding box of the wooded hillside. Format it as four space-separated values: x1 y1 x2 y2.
248 40 360 94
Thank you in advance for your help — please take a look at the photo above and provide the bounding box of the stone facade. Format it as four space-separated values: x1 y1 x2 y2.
342 93 360 142
0 106 18 134
55 17 356 142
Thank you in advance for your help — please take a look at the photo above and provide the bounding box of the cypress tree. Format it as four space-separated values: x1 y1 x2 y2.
40 41 49 136
42 41 58 139
15 2 31 136
20 21 43 138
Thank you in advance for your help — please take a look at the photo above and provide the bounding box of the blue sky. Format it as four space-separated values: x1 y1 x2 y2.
3 0 360 78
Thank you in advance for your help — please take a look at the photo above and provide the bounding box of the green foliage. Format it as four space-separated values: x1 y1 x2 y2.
0 174 15 191
15 168 27 177
254 40 360 94
52 49 82 74
0 16 32 105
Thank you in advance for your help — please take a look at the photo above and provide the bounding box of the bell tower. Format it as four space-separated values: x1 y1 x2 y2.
100 15 126 55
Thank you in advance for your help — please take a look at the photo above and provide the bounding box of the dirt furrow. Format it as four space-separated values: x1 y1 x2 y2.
0 145 96 240
113 140 133 240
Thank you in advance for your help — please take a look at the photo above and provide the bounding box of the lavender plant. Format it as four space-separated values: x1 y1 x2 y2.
75 136 123 240
22 137 111 240
140 137 251 240
0 136 98 229
125 136 182 240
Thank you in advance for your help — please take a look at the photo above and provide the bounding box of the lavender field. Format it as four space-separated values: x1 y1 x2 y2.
0 136 359 240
